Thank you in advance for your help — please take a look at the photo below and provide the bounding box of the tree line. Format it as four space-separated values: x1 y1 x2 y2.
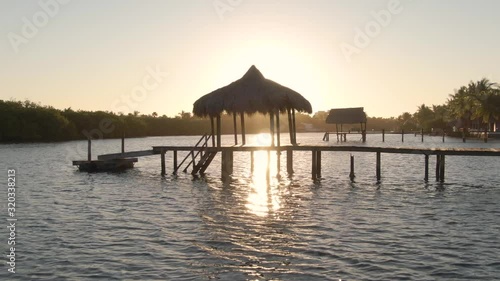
394 78 500 135
1 78 498 142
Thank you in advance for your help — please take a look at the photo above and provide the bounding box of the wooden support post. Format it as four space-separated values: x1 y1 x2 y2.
233 113 238 145
382 129 385 142
276 112 281 148
311 150 318 180
250 151 254 173
221 150 233 181
484 128 488 143
240 113 246 145
266 151 271 182
343 133 347 142
292 108 297 145
173 150 178 174
462 130 466 143
376 152 381 183
336 124 339 142
286 149 293 175
276 150 281 176
161 149 166 176
435 154 441 181
421 128 424 142
362 123 366 142
287 109 293 145
210 116 215 147
439 155 445 182
270 112 275 147
87 138 91 161
349 155 355 182
316 151 321 179
442 131 445 143
402 129 404 142
216 115 221 147
121 134 125 153
424 154 429 182
340 124 343 142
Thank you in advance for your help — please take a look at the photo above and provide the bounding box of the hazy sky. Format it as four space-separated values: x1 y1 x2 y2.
1 0 500 118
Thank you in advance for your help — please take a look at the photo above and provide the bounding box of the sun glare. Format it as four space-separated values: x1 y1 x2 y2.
245 150 282 217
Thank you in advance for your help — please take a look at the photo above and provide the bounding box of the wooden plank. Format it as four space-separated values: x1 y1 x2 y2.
73 158 138 165
98 150 155 160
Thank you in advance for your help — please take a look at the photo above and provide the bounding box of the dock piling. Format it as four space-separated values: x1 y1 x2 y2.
221 150 233 181
421 128 424 142
161 149 166 176
311 150 318 180
173 151 178 174
233 113 238 145
382 129 385 142
424 154 429 182
439 155 445 182
349 155 355 182
277 151 281 176
88 138 92 161
121 134 125 153
317 151 322 179
376 152 381 183
286 149 293 175
402 130 404 142
250 151 254 173
435 155 441 181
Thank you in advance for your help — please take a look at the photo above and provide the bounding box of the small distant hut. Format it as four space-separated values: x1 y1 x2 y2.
193 65 312 147
325 107 367 142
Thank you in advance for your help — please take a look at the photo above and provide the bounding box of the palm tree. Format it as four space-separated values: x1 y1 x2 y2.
448 86 473 134
472 88 500 131
468 79 499 131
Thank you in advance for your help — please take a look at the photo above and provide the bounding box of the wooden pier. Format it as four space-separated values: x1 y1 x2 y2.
150 145 500 183
73 135 500 182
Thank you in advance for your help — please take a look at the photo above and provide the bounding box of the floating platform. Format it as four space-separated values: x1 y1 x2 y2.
72 158 138 172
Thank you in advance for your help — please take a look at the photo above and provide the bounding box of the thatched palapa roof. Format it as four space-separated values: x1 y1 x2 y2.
193 65 312 117
326 107 367 124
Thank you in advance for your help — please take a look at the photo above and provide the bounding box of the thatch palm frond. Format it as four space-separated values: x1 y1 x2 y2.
193 65 312 117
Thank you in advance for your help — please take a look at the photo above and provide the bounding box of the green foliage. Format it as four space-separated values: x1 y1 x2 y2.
2 79 499 143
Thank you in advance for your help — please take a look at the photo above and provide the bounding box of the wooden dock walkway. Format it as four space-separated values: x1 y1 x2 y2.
72 134 500 182
150 145 500 183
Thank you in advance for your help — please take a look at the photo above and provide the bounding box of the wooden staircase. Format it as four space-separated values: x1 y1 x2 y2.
174 134 217 175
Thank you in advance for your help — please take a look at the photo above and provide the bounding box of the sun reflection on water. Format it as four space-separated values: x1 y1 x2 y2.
245 150 283 217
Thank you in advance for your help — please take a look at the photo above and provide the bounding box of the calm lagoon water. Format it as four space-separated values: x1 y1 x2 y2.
1 133 500 280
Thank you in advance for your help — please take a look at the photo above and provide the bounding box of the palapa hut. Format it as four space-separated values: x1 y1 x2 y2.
193 65 312 147
326 107 367 142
